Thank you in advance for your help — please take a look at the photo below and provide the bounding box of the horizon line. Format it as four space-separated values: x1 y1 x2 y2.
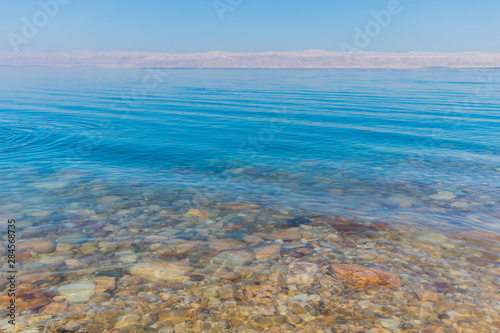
2 50 500 69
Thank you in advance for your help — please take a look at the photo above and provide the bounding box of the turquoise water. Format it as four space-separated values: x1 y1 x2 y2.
2 68 499 231
1 68 499 332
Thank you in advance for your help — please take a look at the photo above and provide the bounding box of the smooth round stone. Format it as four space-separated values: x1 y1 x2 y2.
253 244 281 260
286 262 320 285
58 281 96 304
175 240 207 254
243 235 264 244
218 286 235 300
158 229 182 237
213 251 255 267
194 228 210 236
263 231 302 241
325 264 401 289
378 318 400 329
128 262 193 282
59 233 88 244
118 251 139 264
208 238 247 251
18 240 56 254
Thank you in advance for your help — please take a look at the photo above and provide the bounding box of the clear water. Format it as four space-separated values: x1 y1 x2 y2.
1 68 499 332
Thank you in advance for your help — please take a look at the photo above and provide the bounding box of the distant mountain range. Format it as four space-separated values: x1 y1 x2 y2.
1 50 500 69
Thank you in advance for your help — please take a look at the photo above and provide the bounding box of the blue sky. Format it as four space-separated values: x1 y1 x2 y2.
1 0 499 53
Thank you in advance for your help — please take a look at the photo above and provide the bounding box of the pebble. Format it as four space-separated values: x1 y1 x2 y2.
7 180 500 333
157 309 190 323
128 262 193 282
286 262 320 285
378 318 400 329
175 240 207 253
414 289 438 302
325 264 401 289
186 208 209 217
18 239 56 254
253 244 282 260
58 281 96 304
218 286 235 300
243 235 264 244
94 277 116 293
263 231 302 241
59 232 88 244
209 238 248 251
213 251 255 266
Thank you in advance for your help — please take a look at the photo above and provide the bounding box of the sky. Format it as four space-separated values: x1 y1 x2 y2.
0 0 499 53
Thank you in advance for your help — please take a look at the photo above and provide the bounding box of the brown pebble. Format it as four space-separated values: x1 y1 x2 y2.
415 289 438 302
344 240 357 247
263 231 302 241
429 251 442 259
296 247 313 255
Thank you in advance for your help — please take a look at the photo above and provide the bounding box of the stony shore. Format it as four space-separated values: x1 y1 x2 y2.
1 190 499 333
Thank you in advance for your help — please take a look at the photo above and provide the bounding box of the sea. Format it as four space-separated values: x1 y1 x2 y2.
0 67 499 332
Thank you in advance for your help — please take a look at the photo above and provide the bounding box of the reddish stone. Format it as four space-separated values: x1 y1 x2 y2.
324 264 401 290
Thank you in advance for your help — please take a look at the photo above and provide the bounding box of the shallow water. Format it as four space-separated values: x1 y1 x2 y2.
0 68 499 332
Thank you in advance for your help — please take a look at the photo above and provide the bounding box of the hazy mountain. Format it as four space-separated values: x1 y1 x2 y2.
1 50 500 69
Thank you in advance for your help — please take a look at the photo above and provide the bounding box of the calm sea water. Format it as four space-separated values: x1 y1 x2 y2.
0 68 499 331
2 68 499 232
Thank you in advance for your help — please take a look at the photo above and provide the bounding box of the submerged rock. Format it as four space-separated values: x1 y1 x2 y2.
238 284 280 304
208 238 247 251
324 264 401 290
175 240 207 253
253 244 282 260
18 239 56 254
242 235 264 244
286 262 320 285
58 281 96 304
94 276 116 293
128 262 193 282
186 208 209 217
213 251 255 266
59 232 88 244
263 231 302 241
